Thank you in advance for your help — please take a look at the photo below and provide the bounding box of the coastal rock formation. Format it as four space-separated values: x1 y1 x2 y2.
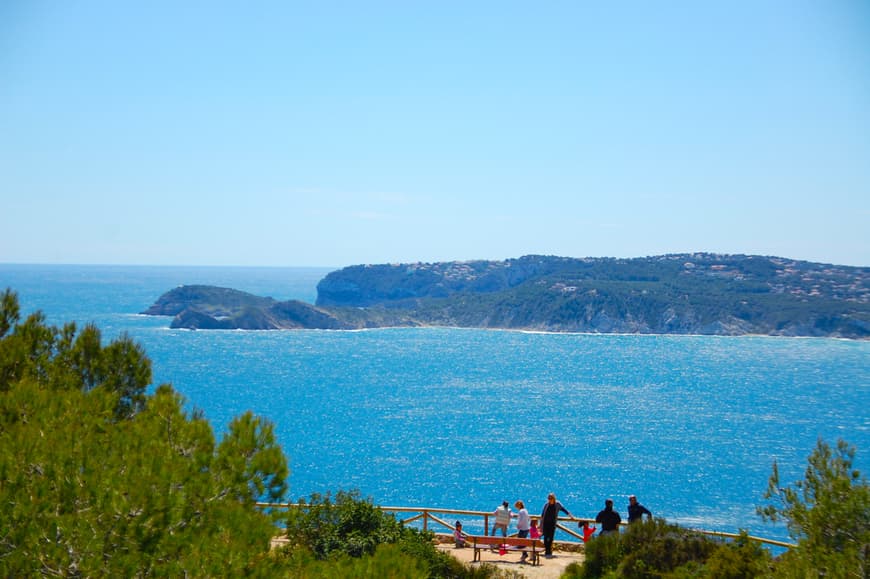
143 254 870 339
142 285 275 318
143 285 355 330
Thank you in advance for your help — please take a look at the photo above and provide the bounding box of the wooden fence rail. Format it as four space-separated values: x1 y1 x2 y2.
256 503 795 550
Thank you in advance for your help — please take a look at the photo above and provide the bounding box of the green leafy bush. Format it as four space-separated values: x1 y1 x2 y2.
279 543 430 578
703 532 772 578
617 518 719 576
284 490 408 559
282 489 508 577
574 519 725 578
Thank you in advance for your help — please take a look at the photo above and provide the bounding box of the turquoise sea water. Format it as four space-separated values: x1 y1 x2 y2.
2 264 868 543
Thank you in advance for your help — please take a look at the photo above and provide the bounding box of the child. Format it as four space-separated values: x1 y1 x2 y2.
580 520 597 542
529 518 542 540
453 521 467 548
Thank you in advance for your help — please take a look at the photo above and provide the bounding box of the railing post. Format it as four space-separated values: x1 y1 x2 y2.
423 510 428 532
484 514 489 536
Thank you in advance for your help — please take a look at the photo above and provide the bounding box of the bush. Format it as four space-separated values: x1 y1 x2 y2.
282 490 487 577
284 490 407 559
616 518 718 576
574 520 771 578
575 529 625 577
704 532 772 578
286 491 528 579
279 543 429 578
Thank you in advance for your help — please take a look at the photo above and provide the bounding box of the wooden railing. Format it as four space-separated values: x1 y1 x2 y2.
256 503 795 550
379 506 587 544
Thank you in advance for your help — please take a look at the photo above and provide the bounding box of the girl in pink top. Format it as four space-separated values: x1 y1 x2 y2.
453 521 467 548
529 519 542 539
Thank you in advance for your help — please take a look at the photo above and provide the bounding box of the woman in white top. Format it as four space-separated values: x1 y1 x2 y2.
514 500 531 538
514 500 532 562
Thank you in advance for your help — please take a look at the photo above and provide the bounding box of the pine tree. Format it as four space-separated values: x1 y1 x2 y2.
0 289 290 576
759 438 869 577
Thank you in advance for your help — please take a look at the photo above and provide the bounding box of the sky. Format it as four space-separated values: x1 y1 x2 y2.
1 1 868 268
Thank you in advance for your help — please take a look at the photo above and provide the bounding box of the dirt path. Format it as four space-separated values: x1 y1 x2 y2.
436 541 584 579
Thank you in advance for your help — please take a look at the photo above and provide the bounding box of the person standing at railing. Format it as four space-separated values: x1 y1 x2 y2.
492 500 512 537
540 492 574 557
595 498 622 535
513 500 531 538
513 500 532 562
627 494 653 523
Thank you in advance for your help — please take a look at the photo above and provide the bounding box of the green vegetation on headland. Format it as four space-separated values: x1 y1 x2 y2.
2 288 868 577
143 253 869 338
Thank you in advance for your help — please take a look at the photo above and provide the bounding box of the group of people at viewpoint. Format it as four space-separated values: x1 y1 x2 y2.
453 493 653 558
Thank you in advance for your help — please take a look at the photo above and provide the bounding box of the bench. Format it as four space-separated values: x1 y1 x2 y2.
468 535 544 565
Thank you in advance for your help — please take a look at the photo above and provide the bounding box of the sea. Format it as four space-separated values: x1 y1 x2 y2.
2 264 868 545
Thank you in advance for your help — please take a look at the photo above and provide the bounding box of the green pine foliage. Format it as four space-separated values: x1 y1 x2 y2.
0 289 289 576
758 438 869 577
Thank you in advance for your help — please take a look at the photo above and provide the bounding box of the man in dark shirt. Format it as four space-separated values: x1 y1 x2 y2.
627 494 653 523
594 498 622 535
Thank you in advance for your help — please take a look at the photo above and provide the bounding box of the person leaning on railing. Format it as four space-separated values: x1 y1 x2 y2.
627 494 653 523
595 498 622 535
540 493 574 556
514 500 531 537
492 501 512 537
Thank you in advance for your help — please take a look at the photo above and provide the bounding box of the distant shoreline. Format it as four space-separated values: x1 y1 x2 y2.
140 253 869 339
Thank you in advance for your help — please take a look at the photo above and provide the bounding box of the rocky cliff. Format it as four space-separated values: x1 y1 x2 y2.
143 254 870 338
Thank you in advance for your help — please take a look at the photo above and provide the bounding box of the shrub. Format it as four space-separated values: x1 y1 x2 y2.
284 490 407 559
575 528 625 577
574 520 772 578
279 543 429 578
704 531 772 578
758 438 869 578
615 518 718 576
283 490 487 577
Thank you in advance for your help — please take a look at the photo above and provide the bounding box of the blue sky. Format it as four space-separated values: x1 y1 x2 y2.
1 1 868 268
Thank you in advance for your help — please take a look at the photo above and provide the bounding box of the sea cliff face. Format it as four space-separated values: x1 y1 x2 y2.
143 285 355 330
142 254 870 338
